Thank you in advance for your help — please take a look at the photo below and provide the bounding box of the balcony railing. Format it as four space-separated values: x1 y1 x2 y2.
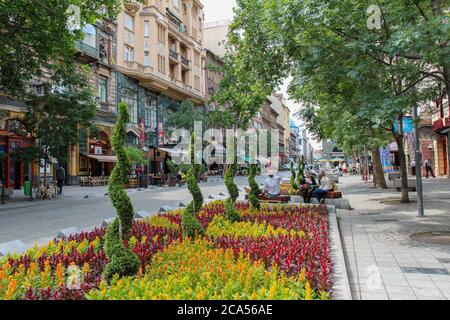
180 56 190 67
169 49 179 60
75 41 99 60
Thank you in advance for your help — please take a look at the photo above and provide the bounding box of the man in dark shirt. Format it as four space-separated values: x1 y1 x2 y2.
56 165 66 195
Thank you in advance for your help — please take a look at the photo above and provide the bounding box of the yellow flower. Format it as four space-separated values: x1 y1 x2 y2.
305 282 312 300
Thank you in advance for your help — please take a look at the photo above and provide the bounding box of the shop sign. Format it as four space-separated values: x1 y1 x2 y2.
433 119 444 131
94 146 103 155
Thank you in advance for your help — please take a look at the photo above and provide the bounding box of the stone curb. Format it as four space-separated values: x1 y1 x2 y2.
327 205 352 300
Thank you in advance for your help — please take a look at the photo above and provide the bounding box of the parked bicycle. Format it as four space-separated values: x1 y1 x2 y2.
32 179 60 200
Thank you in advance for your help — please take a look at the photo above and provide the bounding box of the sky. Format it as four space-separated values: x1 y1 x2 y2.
202 0 320 148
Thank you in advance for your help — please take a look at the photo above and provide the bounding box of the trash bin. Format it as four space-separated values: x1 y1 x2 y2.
24 181 31 196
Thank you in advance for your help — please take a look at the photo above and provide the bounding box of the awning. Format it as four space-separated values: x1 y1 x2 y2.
87 154 117 163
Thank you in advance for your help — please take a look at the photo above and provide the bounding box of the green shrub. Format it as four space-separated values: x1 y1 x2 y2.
290 161 298 191
297 156 305 186
224 162 240 221
103 102 139 282
181 133 204 237
248 164 260 209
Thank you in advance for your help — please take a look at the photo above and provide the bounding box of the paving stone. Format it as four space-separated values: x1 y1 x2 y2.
0 240 27 257
412 287 445 298
158 205 176 213
408 279 442 289
56 227 79 239
385 285 416 296
101 218 115 227
387 294 417 300
134 211 152 219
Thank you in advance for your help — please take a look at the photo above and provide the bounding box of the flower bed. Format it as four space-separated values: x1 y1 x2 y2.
0 202 331 300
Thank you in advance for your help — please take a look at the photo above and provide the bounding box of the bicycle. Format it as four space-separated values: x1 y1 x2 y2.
32 179 60 200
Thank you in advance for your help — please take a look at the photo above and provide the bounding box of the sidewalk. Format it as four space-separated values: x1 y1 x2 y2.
337 175 450 300
0 176 227 212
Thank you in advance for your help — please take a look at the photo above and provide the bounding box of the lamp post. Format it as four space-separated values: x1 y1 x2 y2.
413 101 424 217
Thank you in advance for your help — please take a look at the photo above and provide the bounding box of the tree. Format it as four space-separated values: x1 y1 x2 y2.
0 0 140 97
227 0 447 201
23 63 96 184
210 53 268 220
165 100 208 134
125 147 145 166
103 102 140 282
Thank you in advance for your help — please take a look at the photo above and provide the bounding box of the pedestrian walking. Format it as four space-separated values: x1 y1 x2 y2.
424 159 435 178
411 159 416 176
56 165 65 195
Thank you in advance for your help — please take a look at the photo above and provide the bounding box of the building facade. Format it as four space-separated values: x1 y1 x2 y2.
69 20 119 185
114 0 207 175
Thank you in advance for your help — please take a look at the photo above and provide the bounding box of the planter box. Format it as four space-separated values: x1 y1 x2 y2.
394 178 416 191
388 172 401 181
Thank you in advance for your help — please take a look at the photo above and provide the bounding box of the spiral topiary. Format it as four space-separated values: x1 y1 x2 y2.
297 155 306 186
248 164 260 209
181 133 204 238
290 161 298 192
103 102 139 282
224 162 240 222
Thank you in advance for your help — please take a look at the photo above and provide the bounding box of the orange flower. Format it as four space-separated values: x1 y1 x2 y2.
56 263 64 286
5 279 17 300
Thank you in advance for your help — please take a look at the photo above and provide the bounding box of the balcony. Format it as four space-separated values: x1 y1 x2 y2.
180 56 190 68
169 49 179 60
75 41 99 63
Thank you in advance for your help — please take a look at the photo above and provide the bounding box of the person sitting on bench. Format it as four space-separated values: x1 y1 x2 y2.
302 171 317 203
314 170 333 204
263 170 282 199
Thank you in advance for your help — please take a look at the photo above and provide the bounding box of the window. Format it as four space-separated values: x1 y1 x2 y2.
194 75 200 91
145 96 157 130
121 88 138 123
157 24 165 44
144 51 150 66
98 78 107 103
144 21 150 37
182 4 187 15
158 55 166 74
172 0 179 9
124 12 134 31
125 45 134 62
82 24 96 48
194 51 200 66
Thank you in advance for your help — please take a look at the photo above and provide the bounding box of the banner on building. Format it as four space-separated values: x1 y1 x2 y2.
157 122 164 147
393 116 414 134
139 118 146 149
380 147 394 173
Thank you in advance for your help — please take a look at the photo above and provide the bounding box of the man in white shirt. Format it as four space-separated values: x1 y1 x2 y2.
314 170 333 203
263 170 282 198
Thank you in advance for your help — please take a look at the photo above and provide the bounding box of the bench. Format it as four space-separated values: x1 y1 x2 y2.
323 191 343 199
394 178 416 191
256 194 291 203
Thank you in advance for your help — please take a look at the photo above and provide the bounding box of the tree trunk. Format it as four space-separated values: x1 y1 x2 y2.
396 133 410 203
372 146 387 189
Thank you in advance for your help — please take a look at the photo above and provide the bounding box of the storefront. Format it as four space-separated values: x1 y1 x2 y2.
431 96 449 177
0 116 35 192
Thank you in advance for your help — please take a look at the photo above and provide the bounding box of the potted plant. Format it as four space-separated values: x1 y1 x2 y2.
166 160 179 187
